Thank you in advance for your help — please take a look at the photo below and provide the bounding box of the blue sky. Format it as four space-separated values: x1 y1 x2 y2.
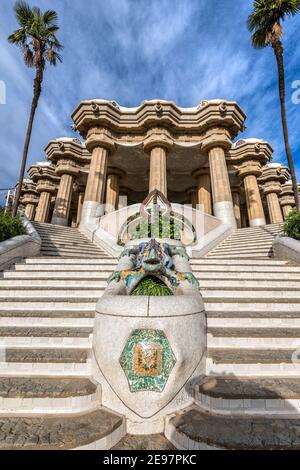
0 0 299 197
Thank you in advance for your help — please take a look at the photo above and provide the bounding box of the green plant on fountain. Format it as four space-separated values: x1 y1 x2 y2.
283 209 300 241
130 214 181 241
131 275 173 296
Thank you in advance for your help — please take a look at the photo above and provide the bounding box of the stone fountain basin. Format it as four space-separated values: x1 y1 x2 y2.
93 293 206 420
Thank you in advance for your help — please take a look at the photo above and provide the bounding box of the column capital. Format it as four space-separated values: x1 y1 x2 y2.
143 127 173 153
280 195 295 208
21 194 39 207
55 159 80 177
238 160 263 179
86 127 116 153
201 128 232 153
263 181 282 196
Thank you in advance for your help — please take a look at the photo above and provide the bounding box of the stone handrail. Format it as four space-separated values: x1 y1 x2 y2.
0 213 41 271
273 234 300 265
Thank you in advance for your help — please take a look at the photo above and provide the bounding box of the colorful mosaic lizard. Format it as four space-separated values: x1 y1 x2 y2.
108 238 199 295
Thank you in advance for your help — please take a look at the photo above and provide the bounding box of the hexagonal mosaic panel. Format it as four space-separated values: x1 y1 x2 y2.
119 329 176 392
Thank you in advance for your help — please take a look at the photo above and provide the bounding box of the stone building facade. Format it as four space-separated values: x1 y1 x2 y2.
19 99 297 229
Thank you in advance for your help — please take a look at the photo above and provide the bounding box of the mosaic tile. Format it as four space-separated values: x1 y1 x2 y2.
119 329 176 392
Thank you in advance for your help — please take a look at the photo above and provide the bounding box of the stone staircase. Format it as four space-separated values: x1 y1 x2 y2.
205 223 283 258
1 221 300 449
168 251 300 449
0 223 125 449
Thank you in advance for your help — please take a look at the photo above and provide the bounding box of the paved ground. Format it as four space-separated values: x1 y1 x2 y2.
112 434 175 450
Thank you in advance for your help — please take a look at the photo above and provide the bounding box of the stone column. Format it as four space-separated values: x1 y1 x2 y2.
22 195 38 221
193 170 212 214
280 185 295 220
231 188 242 229
202 131 236 227
105 169 123 213
264 185 284 224
148 146 168 196
76 192 85 226
51 173 74 226
35 191 52 223
81 130 115 223
187 188 198 209
239 162 266 227
24 202 36 220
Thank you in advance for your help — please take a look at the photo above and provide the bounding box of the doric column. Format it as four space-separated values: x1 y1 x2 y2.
259 164 290 224
280 184 295 220
239 161 266 227
265 190 283 224
231 187 242 228
202 128 236 227
118 187 130 210
76 191 85 226
193 169 212 214
21 181 39 221
187 187 198 209
51 173 74 226
105 169 124 213
144 127 172 197
35 191 52 222
82 128 115 222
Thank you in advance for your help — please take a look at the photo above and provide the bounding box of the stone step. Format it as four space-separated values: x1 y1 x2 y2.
13 264 116 272
195 272 300 279
39 251 106 258
0 361 90 376
205 306 300 318
208 348 297 364
0 307 95 318
0 290 102 298
195 376 300 416
0 280 107 289
41 243 105 254
191 265 300 272
3 272 112 279
200 280 300 289
207 247 274 255
0 301 97 310
0 318 94 327
208 317 300 328
0 377 100 415
201 290 300 301
4 348 89 363
208 327 300 338
24 258 117 264
0 326 93 337
0 408 125 450
207 254 273 259
208 336 300 349
166 406 300 450
190 259 288 265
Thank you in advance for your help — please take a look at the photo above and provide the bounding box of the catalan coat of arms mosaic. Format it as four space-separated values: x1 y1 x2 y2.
119 329 176 392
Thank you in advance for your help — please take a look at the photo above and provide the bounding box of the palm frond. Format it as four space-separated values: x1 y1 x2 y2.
43 10 58 25
8 28 26 45
13 0 33 27
45 49 62 65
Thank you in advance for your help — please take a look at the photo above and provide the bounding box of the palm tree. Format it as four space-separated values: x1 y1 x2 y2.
9 1 62 216
248 0 300 211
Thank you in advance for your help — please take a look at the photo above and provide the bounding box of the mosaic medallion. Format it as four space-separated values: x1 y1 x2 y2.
120 329 176 392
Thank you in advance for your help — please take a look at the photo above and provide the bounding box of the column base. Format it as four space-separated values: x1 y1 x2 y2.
51 216 68 227
249 218 266 227
213 201 237 228
80 201 105 225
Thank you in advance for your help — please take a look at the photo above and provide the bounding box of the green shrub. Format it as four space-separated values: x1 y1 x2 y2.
131 215 181 240
283 209 300 241
131 276 173 296
0 210 26 242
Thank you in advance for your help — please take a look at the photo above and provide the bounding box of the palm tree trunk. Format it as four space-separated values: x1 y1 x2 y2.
12 66 43 216
273 41 300 212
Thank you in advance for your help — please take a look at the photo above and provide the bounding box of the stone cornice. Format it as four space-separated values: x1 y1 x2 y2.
45 138 91 167
71 99 246 139
259 164 290 189
228 140 273 165
28 163 60 192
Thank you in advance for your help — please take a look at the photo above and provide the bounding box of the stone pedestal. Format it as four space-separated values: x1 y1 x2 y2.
93 294 205 434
